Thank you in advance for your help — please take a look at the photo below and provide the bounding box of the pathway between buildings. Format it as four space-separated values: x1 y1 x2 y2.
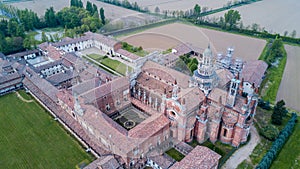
15 91 33 103
221 126 260 169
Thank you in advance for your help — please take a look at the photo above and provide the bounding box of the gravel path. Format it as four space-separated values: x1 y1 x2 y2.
221 126 260 169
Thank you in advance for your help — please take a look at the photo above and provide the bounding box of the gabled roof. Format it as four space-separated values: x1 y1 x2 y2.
170 146 221 169
142 61 190 88
241 60 268 87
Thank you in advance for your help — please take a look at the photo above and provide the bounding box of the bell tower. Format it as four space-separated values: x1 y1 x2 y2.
226 78 240 107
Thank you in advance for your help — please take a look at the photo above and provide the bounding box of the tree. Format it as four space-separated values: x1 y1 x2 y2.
23 36 34 49
92 4 98 15
194 4 201 16
290 30 296 38
224 10 241 29
132 2 139 11
53 33 61 42
283 30 288 37
219 16 225 29
271 100 286 125
154 6 160 13
7 19 18 37
100 7 105 25
86 1 93 15
260 124 279 141
44 7 57 27
41 31 48 42
251 23 259 32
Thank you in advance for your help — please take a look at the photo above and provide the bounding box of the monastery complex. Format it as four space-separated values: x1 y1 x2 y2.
0 31 268 169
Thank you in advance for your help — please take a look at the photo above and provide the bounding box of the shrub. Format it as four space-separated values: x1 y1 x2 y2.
260 124 279 141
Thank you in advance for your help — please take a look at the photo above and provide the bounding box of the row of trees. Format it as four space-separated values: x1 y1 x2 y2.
256 113 298 169
0 0 107 54
99 0 145 12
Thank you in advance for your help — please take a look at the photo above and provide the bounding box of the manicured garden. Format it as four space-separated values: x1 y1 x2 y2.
0 92 94 168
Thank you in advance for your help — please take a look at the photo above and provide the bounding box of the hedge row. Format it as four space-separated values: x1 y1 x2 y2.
256 113 298 169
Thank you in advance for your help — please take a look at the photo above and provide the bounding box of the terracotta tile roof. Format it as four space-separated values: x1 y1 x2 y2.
173 43 192 56
216 69 234 88
72 78 102 95
24 67 58 101
0 77 22 89
38 42 50 51
149 154 175 169
85 32 119 47
7 49 39 58
241 60 268 87
56 89 74 110
128 113 169 138
179 87 205 113
84 155 121 169
170 146 221 169
80 77 129 103
46 45 63 60
208 88 227 105
46 69 78 86
52 35 90 47
116 48 140 60
137 72 172 96
142 61 190 88
63 52 79 64
164 53 178 63
34 60 63 73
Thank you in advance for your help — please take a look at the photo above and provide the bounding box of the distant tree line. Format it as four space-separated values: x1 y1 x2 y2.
256 112 298 169
98 0 146 12
0 0 106 54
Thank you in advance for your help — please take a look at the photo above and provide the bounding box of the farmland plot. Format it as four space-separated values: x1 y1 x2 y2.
276 45 300 111
127 0 232 13
119 22 266 61
209 0 300 38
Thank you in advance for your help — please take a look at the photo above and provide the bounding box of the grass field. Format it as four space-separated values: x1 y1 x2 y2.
86 54 132 75
165 148 185 161
261 46 287 104
270 116 300 169
0 92 94 168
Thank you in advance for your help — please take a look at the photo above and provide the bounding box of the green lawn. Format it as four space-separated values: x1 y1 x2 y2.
17 90 32 100
270 117 300 169
86 54 132 75
236 160 254 169
0 92 94 169
259 40 287 104
165 148 185 161
87 54 105 61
